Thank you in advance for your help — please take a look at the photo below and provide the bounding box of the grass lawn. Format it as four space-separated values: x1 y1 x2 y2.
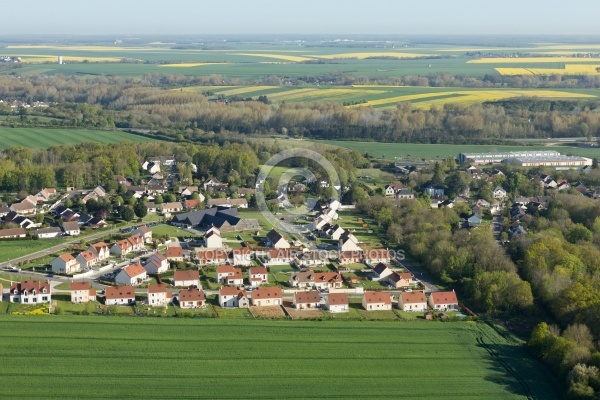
151 224 200 239
0 239 64 261
0 316 561 399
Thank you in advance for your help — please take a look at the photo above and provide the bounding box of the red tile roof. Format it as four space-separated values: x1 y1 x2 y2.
105 285 135 300
173 270 199 281
294 290 320 303
122 263 146 278
327 293 348 306
252 287 282 299
430 291 458 305
179 287 205 302
363 291 392 305
401 291 426 304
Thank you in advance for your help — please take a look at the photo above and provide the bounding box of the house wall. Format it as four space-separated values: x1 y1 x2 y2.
174 279 199 287
105 297 134 306
148 292 169 306
11 292 51 304
327 303 348 313
399 302 427 312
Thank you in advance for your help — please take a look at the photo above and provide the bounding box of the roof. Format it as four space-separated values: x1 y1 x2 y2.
148 283 169 293
401 291 427 304
70 281 91 291
328 293 348 306
232 247 252 255
268 248 293 259
363 291 392 305
58 253 76 263
430 291 458 305
10 280 50 294
171 207 241 228
11 202 35 211
291 271 342 284
252 287 282 299
148 252 166 262
219 287 247 297
166 246 184 258
249 267 267 275
122 263 146 278
179 287 205 301
135 226 151 234
105 285 135 300
364 249 391 259
294 290 320 303
266 229 285 244
161 202 182 210
78 250 97 261
197 249 229 260
90 242 109 252
62 221 80 231
372 263 390 275
35 227 62 235
0 227 26 237
173 270 199 281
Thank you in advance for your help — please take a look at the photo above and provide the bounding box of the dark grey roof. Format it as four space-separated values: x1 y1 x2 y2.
266 229 283 244
372 263 390 275
172 207 240 228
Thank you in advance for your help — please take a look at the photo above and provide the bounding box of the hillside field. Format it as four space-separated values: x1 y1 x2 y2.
0 316 559 399
311 140 600 160
0 128 151 149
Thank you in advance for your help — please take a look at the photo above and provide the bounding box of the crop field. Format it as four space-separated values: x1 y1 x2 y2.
497 64 600 76
0 128 151 149
181 85 600 109
0 316 559 399
306 140 600 160
0 239 64 261
4 41 600 79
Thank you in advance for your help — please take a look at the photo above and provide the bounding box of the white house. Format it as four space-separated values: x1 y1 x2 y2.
9 280 51 304
166 246 185 262
371 263 393 281
493 187 507 200
326 293 349 313
216 265 243 286
147 284 172 306
293 290 320 309
218 287 249 308
266 229 290 249
115 263 148 286
132 226 153 243
339 231 361 252
173 270 200 287
251 287 282 307
178 287 206 308
399 291 427 312
362 291 392 311
294 250 327 268
289 271 343 290
144 253 169 274
70 282 96 303
62 221 81 236
35 227 62 239
105 286 135 305
110 234 145 257
428 291 459 311
363 249 392 265
51 253 80 274
89 242 110 261
248 267 268 287
204 229 223 249
231 247 253 266
76 250 99 270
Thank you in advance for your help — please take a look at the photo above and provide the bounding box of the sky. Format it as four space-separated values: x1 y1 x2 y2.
5 0 600 36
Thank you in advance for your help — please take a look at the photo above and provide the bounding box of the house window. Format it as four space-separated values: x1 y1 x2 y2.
42 296 48 301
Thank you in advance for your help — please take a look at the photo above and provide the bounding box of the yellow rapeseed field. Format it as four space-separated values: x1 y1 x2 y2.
20 55 127 63
213 86 278 96
496 65 600 76
469 57 600 64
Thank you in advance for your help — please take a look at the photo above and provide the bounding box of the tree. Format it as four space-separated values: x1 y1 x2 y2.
567 224 593 244
163 193 176 203
432 162 444 185
134 201 148 218
154 194 164 204
121 206 134 222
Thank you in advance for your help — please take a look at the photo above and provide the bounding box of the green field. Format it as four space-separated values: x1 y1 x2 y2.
5 41 600 81
0 239 64 262
0 128 151 149
0 316 559 399
311 140 600 160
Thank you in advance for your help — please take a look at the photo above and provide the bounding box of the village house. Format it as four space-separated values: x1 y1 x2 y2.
216 265 244 285
207 198 248 209
197 249 229 265
322 224 344 240
178 286 206 308
145 202 157 213
293 290 321 309
218 287 249 308
76 250 99 270
179 186 200 197
266 249 294 265
396 188 415 200
203 177 224 191
363 249 392 265
289 271 343 290
231 247 253 266
338 250 363 265
132 226 153 243
326 293 349 313
0 227 26 239
424 185 445 199
89 242 110 261
251 287 282 307
204 228 223 249
70 282 96 303
173 270 200 287
144 252 169 274
0 206 10 218
51 253 80 274
362 291 392 311
115 263 148 286
371 263 393 281
493 186 507 200
184 199 202 210
294 250 328 268
248 267 268 287
10 201 36 215
160 202 184 214
34 188 57 203
386 272 413 289
147 284 172 306
62 221 81 236
266 229 290 249
166 246 184 262
105 286 135 305
35 227 63 239
110 234 145 257
398 291 427 312
339 231 361 252
311 214 333 231
428 291 459 311
9 280 51 304
385 182 404 196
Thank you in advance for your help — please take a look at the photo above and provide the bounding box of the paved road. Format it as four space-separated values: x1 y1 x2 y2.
397 257 440 294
